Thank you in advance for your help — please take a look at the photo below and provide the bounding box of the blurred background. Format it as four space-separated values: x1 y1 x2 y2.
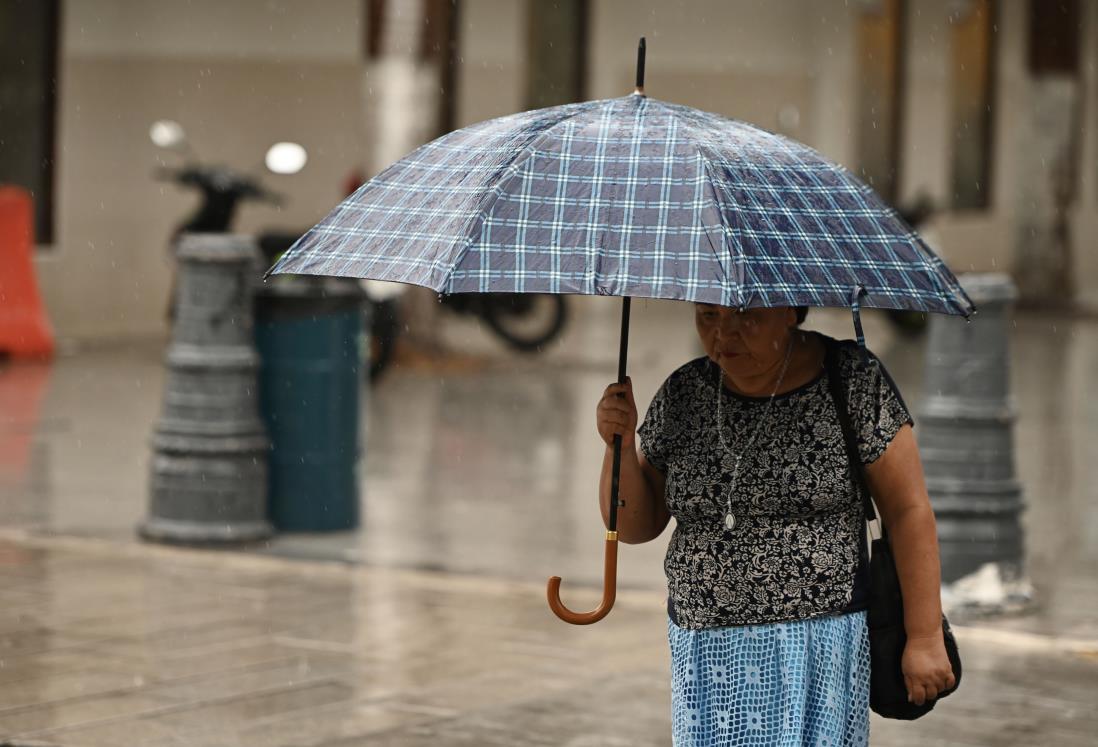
1 2 1097 745
1 0 1095 340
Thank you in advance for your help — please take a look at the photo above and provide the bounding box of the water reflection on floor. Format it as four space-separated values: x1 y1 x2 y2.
0 298 1095 638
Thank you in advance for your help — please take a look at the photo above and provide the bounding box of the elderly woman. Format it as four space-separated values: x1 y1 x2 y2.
596 304 956 746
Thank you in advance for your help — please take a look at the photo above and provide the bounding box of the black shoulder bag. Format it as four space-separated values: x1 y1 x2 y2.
823 341 962 720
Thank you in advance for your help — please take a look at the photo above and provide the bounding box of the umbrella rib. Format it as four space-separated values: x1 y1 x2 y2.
660 99 971 315
671 115 762 306
913 235 975 316
696 152 747 308
441 102 604 295
651 101 744 306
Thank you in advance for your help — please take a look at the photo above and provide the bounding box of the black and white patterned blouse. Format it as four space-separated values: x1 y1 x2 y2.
638 335 912 629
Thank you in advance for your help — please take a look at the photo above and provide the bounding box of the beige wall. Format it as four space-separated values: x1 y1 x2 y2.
455 0 527 127
1072 0 1098 309
914 0 1024 276
37 0 366 341
587 0 856 158
34 0 1098 342
899 0 952 206
904 0 1095 307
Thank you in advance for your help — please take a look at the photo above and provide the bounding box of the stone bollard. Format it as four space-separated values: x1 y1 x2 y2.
140 234 274 543
919 273 1025 590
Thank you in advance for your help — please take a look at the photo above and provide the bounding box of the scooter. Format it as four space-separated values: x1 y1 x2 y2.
149 120 398 380
150 119 299 237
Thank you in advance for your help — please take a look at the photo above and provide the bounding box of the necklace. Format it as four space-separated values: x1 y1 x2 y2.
715 336 795 531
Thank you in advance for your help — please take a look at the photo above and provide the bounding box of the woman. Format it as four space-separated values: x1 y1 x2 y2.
595 304 956 746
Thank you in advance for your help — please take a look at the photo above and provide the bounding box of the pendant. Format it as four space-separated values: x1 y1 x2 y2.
724 513 736 530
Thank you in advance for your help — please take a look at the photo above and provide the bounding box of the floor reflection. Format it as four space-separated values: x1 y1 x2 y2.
0 302 1094 639
0 361 52 526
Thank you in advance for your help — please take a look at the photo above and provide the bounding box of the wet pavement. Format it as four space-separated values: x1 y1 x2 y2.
0 297 1096 744
0 533 1095 746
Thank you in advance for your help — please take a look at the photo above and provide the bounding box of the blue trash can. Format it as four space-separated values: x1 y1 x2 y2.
254 276 365 531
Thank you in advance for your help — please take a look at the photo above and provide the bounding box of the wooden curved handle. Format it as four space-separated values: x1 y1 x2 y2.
547 534 618 625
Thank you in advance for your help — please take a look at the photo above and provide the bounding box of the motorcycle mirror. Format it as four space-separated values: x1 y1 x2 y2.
149 120 187 150
265 142 308 175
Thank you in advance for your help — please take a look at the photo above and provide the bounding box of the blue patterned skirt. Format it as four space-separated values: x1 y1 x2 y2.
668 611 870 747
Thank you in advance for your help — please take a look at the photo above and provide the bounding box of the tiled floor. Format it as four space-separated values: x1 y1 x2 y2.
1 297 1097 743
0 533 1095 745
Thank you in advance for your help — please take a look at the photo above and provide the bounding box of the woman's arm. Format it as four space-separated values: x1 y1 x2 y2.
865 424 957 705
595 378 671 544
599 447 670 544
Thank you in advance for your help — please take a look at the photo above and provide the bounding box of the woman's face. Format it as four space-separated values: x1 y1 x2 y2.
695 305 797 379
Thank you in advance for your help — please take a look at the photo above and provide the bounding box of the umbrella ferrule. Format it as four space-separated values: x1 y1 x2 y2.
606 531 618 541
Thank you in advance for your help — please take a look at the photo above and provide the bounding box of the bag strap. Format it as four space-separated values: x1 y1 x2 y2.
823 339 879 526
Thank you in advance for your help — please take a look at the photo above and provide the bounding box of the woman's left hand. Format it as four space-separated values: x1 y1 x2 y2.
901 634 956 705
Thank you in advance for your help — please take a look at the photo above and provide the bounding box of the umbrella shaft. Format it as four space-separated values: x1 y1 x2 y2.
608 297 632 531
617 297 631 383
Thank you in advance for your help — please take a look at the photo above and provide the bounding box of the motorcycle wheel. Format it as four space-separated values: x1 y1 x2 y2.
481 294 568 352
367 299 399 382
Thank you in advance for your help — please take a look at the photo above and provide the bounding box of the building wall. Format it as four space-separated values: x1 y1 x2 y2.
587 0 851 158
33 0 1098 342
36 0 366 341
919 0 1022 275
912 0 1095 307
455 0 527 127
1072 0 1098 309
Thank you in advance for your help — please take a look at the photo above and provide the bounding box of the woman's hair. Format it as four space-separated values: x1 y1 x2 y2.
795 306 808 325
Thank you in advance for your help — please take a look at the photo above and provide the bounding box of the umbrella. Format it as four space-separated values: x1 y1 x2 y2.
267 39 974 625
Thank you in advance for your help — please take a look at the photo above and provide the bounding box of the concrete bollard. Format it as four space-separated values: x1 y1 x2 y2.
919 273 1025 588
140 234 274 544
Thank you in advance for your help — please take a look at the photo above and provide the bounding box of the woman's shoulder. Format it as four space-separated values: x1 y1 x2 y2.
820 335 910 412
817 335 885 374
662 356 713 390
649 356 712 406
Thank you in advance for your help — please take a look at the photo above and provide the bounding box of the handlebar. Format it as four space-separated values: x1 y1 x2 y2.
153 165 283 205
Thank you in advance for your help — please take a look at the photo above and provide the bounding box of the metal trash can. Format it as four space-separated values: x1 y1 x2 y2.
254 276 365 531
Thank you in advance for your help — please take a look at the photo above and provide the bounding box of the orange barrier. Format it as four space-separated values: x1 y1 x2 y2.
0 186 54 358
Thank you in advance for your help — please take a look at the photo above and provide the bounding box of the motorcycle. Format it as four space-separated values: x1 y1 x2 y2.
149 120 399 380
441 293 568 352
150 119 297 237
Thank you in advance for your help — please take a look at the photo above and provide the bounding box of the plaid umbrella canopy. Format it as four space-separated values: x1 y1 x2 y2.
268 100 971 318
267 41 973 625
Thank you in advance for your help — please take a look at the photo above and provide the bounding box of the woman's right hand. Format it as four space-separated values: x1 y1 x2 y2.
596 377 638 448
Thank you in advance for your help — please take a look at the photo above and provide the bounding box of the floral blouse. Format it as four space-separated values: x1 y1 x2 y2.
638 336 912 629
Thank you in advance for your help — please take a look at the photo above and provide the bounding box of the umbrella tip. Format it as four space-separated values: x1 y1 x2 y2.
634 38 646 95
